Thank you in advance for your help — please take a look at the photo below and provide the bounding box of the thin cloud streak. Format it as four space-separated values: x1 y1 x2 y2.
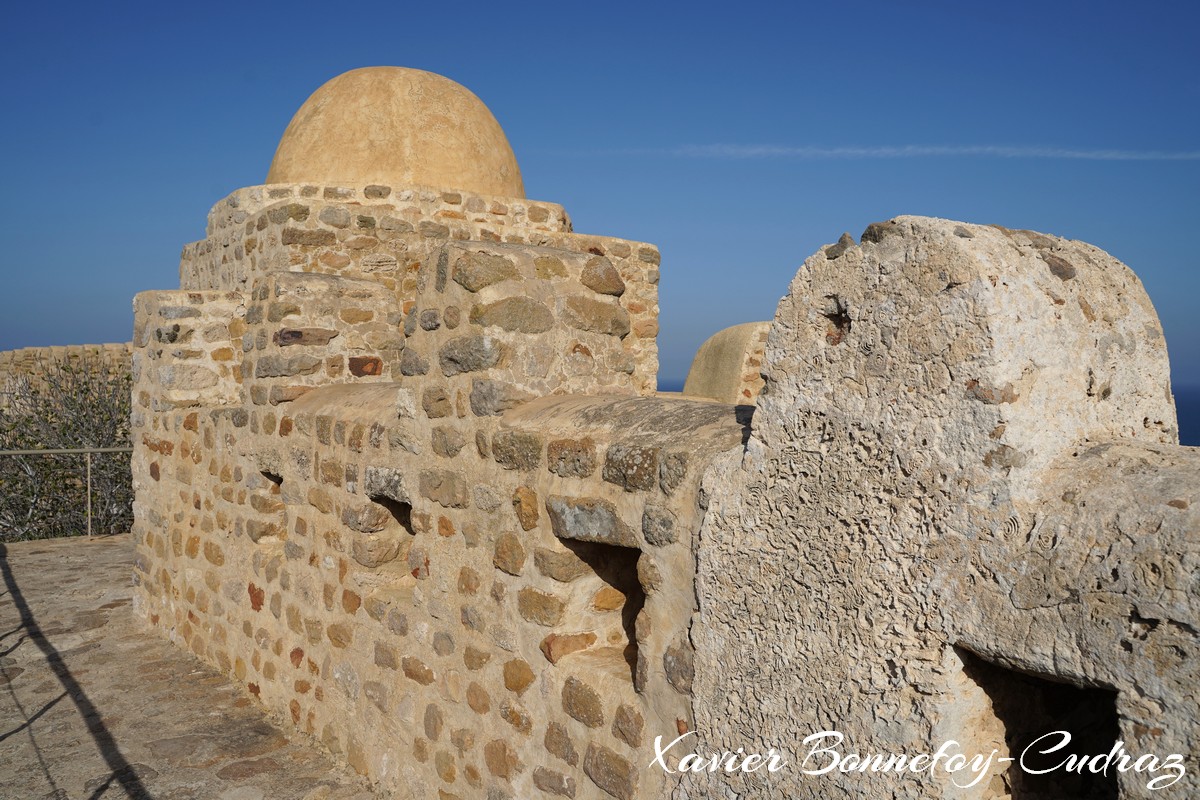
610 144 1200 161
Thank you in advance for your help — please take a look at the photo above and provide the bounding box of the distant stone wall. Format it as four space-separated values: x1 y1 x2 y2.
0 343 132 404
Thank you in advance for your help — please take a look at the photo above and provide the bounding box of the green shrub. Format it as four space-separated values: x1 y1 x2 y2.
0 354 132 540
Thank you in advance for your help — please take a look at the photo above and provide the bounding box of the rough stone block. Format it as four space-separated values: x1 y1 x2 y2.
583 743 637 800
546 496 636 547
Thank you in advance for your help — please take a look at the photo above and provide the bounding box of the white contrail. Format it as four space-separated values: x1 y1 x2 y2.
612 144 1200 161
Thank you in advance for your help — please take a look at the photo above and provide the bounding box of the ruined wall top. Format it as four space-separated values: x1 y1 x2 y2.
266 67 525 198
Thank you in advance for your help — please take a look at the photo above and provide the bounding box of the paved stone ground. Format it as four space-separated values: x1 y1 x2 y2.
0 534 377 800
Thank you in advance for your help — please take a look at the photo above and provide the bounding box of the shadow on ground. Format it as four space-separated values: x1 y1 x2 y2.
0 534 374 800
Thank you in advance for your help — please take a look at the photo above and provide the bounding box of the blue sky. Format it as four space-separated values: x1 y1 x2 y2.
1 0 1197 389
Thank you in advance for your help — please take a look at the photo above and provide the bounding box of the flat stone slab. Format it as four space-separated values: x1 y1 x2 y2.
0 534 377 800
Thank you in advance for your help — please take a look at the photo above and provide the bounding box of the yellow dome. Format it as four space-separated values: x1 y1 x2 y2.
266 67 524 198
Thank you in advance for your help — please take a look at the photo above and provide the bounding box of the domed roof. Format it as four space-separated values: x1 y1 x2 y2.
266 67 524 198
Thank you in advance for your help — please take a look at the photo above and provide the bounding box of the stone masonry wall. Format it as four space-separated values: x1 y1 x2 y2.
131 189 742 800
685 218 1196 799
178 184 660 396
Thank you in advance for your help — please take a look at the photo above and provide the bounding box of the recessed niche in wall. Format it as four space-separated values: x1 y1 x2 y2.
369 494 414 536
248 470 286 543
358 493 418 579
559 538 645 684
957 647 1119 800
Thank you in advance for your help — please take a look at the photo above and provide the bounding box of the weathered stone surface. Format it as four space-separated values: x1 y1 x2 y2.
319 206 351 228
510 487 539 531
685 217 1187 799
545 496 636 547
592 586 625 611
281 228 336 246
561 295 630 338
453 252 519 292
612 704 643 747
602 444 659 491
468 379 533 416
419 470 469 508
641 504 677 546
439 335 504 376
273 327 339 347
517 587 566 626
663 640 694 694
348 356 382 376
561 677 604 728
482 739 522 779
580 257 625 296
399 348 429 376
422 386 452 418
492 532 526 576
492 430 542 471
363 465 408 503
545 722 578 766
254 354 322 378
431 427 466 457
547 437 597 478
535 255 568 278
533 767 577 797
583 743 637 800
402 657 435 685
502 659 534 695
534 547 591 583
469 297 553 333
539 632 597 664
350 534 403 568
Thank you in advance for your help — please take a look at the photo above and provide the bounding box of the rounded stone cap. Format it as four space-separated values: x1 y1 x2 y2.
266 67 524 198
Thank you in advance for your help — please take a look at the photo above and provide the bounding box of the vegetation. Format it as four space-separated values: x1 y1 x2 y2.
0 354 132 541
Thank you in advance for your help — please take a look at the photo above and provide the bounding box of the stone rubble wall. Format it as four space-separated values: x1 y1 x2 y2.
0 342 132 407
178 184 660 396
131 195 737 799
684 217 1194 799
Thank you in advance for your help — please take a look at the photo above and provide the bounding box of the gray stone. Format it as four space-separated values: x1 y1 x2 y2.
641 505 677 546
583 744 637 800
399 349 429 376
469 297 554 333
545 496 636 547
439 335 504 376
318 207 351 228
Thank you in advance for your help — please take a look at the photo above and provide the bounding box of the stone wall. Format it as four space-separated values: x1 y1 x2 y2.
0 342 132 406
685 218 1196 799
177 184 658 397
132 182 728 800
